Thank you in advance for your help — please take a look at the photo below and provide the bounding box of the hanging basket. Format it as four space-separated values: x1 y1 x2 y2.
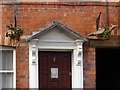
5 24 24 46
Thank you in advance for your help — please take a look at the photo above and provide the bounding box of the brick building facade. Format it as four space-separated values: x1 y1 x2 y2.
0 1 120 89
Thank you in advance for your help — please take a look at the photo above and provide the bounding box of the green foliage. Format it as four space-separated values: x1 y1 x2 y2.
102 27 111 39
5 24 23 46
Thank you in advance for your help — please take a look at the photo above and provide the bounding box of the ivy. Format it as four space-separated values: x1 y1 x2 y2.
102 27 111 39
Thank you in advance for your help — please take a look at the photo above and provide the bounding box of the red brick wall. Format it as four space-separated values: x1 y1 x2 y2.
0 2 119 88
84 42 96 88
16 44 29 88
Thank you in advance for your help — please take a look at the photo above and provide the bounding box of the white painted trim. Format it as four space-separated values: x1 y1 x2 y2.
29 39 84 89
0 71 14 73
13 49 16 88
38 40 75 43
0 46 16 88
29 42 39 88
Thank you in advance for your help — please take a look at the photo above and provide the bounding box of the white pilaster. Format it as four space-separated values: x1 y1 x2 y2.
72 40 84 88
29 39 38 88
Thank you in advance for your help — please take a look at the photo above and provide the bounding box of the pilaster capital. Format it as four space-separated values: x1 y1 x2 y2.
31 39 38 65
75 39 83 46
32 39 38 48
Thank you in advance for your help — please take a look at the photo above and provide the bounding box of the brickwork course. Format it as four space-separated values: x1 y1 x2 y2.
0 1 120 88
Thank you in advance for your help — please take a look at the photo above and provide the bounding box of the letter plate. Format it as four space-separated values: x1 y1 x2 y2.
51 68 58 78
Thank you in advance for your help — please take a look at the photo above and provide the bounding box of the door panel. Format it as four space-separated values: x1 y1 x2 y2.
39 52 71 89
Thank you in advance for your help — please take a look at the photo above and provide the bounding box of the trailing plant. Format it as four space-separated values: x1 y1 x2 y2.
87 24 118 40
5 24 23 46
102 27 111 39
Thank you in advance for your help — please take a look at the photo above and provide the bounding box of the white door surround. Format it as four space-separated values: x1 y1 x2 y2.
27 21 87 89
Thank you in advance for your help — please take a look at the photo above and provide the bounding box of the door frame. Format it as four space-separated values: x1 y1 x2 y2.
29 39 84 89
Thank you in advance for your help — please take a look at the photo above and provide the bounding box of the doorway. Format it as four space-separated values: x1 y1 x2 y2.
39 51 71 89
96 48 120 89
